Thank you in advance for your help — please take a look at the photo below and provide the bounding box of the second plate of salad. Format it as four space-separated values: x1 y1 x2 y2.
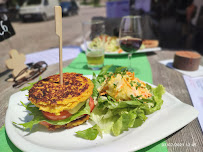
81 35 162 55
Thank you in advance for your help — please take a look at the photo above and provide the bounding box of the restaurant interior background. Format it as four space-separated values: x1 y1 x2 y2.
0 0 203 71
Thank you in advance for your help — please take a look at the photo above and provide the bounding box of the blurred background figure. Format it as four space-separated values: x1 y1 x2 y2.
130 0 151 15
128 0 203 54
186 0 203 52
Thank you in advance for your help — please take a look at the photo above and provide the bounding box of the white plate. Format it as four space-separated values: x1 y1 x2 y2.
80 42 161 56
5 75 198 152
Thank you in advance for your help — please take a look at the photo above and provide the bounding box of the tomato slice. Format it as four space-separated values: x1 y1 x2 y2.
39 121 50 127
42 110 72 121
41 97 95 121
89 96 95 112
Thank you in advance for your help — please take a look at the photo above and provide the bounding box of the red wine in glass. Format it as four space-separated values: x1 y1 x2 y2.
120 38 142 53
119 16 142 72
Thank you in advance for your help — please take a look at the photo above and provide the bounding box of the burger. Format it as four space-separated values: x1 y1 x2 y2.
23 73 94 130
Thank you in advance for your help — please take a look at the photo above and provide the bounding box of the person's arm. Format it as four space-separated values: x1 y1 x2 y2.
186 3 196 23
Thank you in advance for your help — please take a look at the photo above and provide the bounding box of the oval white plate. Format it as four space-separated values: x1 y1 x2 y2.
80 42 161 56
5 75 198 152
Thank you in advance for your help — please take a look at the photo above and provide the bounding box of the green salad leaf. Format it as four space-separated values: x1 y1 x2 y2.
98 65 112 76
140 84 165 115
92 72 100 98
90 99 148 136
76 125 100 140
114 66 128 74
14 101 90 130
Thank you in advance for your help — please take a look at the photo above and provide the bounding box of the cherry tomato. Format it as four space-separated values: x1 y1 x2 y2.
39 121 50 127
42 110 72 121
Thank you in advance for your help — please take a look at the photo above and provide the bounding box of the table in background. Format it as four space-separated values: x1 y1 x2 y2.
0 50 202 152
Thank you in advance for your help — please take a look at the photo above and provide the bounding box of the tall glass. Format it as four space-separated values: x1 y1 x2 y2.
82 20 105 70
119 16 142 72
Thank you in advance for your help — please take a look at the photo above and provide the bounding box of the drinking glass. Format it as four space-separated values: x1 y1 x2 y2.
119 16 142 72
82 20 105 70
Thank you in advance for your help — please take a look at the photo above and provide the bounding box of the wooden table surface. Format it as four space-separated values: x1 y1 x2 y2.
0 50 202 152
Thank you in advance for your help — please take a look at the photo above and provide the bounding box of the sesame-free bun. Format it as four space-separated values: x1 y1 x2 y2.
142 40 159 48
29 73 94 114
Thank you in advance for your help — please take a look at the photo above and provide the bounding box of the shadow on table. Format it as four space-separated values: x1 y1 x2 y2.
105 53 147 59
68 62 126 72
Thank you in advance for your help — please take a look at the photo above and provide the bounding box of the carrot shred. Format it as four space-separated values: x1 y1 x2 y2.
100 92 107 95
115 91 119 98
118 49 123 54
124 79 132 88
132 72 135 78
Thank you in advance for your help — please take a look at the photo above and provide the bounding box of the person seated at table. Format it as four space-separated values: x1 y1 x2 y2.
186 0 203 53
130 0 151 15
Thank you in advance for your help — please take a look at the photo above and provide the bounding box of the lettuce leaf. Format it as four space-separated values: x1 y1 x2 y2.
90 107 115 134
14 101 90 130
92 72 100 98
114 67 128 74
76 125 100 140
88 83 165 138
98 65 112 76
140 84 165 115
91 102 148 136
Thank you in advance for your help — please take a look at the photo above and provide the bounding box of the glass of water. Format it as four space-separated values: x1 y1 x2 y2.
82 20 105 70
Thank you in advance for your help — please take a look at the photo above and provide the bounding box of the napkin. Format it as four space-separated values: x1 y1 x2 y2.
183 75 203 132
1 50 168 152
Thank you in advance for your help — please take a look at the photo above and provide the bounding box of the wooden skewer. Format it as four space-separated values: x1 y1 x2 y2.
55 6 63 85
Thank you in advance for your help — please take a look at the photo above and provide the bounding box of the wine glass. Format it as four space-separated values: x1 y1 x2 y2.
119 16 142 72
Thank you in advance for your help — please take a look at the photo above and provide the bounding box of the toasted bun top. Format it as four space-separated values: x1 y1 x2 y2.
175 51 201 58
29 73 94 112
142 40 159 48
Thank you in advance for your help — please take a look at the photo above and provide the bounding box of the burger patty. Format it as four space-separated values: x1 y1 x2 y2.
40 115 90 130
28 73 94 114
